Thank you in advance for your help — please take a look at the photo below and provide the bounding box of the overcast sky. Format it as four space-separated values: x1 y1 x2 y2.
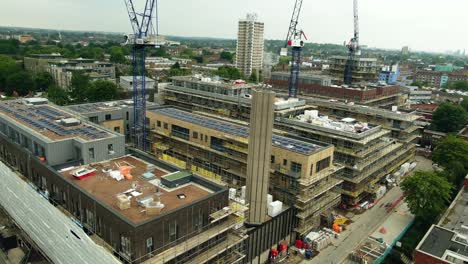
1 0 467 53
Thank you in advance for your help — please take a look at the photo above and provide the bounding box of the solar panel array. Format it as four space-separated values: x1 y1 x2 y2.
153 108 320 155
0 103 109 140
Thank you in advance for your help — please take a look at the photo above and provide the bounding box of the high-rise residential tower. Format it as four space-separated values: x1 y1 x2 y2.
235 13 264 78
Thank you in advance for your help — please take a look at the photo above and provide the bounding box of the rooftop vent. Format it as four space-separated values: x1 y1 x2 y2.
60 118 80 127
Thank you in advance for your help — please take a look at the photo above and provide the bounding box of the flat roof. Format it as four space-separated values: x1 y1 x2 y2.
290 110 379 135
67 100 159 114
418 226 468 260
171 75 259 90
58 156 214 224
0 100 114 141
151 107 323 155
120 76 155 82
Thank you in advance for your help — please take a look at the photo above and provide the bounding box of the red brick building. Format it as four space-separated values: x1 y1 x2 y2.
267 78 403 106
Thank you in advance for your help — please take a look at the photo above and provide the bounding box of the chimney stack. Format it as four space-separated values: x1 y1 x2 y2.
245 87 275 225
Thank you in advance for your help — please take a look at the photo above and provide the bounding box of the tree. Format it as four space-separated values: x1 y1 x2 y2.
34 72 54 92
5 71 34 96
213 66 243 80
109 46 127 64
0 39 20 55
47 86 69 105
448 80 468 91
431 103 467 133
220 51 234 63
461 99 468 112
86 80 118 102
401 171 453 219
249 71 258 83
70 71 90 103
166 62 191 77
412 81 429 88
433 135 468 185
0 55 20 91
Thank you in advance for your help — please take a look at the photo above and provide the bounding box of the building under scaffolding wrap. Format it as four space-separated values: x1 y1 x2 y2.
147 107 343 238
275 110 414 205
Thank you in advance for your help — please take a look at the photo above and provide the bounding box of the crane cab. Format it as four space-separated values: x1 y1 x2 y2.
288 39 304 48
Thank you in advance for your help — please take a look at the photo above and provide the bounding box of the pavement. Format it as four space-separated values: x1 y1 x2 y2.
303 185 405 264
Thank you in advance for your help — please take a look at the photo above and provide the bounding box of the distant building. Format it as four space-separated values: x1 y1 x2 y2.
414 70 468 88
269 72 332 87
379 64 400 85
18 35 34 43
329 56 379 83
267 73 404 107
405 86 432 104
24 54 64 75
401 46 410 56
235 13 264 78
119 76 156 101
48 59 116 90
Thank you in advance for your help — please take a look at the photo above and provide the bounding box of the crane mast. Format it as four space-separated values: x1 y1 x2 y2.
344 0 360 85
284 0 305 98
123 0 158 150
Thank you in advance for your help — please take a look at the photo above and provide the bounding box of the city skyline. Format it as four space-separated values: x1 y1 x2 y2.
0 0 467 53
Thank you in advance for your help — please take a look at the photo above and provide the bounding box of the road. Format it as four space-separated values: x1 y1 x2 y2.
303 185 404 264
303 155 432 264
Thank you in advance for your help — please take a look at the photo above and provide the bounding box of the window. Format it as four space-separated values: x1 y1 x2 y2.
291 162 302 174
114 127 121 133
157 121 161 127
205 135 208 142
283 159 288 166
271 155 275 163
169 222 178 242
316 157 331 173
310 164 314 176
126 111 129 121
105 114 111 121
200 133 204 141
193 131 198 139
163 123 168 129
171 125 190 140
89 116 98 123
108 144 114 154
89 148 95 159
146 237 154 254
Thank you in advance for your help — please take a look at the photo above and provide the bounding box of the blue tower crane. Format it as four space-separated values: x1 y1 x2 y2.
123 0 158 150
283 0 306 98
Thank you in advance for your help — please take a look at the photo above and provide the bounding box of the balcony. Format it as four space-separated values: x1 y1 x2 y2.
296 191 341 219
297 177 343 204
184 233 247 264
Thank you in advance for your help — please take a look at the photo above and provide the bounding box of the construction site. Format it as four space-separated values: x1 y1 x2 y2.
147 106 344 237
275 109 414 205
0 0 428 263
163 75 311 121
0 100 247 263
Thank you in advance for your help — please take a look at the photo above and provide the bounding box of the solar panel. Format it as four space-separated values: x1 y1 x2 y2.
153 108 319 155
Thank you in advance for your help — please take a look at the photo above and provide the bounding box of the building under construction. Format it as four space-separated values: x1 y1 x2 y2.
0 98 246 263
329 56 379 83
146 106 343 237
275 109 415 205
163 75 311 121
302 97 421 144
266 72 405 108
